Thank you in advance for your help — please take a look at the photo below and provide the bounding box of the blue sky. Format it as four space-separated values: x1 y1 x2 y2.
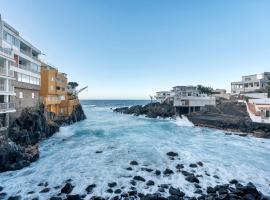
1 0 270 99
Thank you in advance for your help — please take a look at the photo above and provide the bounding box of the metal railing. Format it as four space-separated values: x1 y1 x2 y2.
19 64 39 74
0 102 15 111
0 84 14 92
0 67 14 77
0 46 12 56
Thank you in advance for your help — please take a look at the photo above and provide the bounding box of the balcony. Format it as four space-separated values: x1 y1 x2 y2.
0 46 12 56
0 84 14 93
19 64 39 74
44 97 61 105
0 102 15 113
0 67 14 78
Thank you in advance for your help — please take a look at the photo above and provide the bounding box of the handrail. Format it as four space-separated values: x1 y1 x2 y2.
0 102 15 111
0 46 12 56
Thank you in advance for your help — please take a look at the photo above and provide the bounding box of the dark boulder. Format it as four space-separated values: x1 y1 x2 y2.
85 184 96 193
146 180 155 186
65 195 82 200
169 186 185 197
166 152 178 157
130 160 138 165
133 176 146 182
61 182 74 194
108 182 117 188
163 168 174 176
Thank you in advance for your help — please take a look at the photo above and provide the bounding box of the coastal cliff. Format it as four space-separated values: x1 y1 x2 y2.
0 104 86 172
114 100 270 138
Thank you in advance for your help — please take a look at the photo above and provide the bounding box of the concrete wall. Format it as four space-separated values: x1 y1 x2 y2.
10 80 40 121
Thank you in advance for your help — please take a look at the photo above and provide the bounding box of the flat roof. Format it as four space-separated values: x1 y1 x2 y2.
2 20 41 54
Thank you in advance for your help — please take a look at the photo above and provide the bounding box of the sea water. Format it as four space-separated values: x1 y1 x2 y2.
0 100 270 199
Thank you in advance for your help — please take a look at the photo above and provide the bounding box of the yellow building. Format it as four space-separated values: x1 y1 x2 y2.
40 63 80 116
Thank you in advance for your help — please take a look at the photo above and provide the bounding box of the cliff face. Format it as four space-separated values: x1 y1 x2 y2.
0 104 86 173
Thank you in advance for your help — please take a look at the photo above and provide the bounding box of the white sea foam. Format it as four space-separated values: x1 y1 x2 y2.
174 116 194 127
0 102 269 199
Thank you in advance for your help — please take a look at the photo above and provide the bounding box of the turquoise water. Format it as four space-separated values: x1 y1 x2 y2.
0 100 270 199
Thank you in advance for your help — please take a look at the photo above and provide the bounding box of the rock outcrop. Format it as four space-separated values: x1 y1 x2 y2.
0 104 86 173
114 102 175 118
187 99 270 138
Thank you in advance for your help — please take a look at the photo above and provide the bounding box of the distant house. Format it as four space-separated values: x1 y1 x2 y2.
212 89 230 100
231 72 270 94
155 85 216 114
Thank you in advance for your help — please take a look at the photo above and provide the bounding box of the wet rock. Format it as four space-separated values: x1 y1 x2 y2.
141 167 153 172
8 196 21 200
166 152 178 157
205 172 210 176
194 189 203 194
114 189 122 194
128 190 137 196
130 180 136 186
40 187 50 193
0 193 7 199
146 180 155 186
38 182 48 187
175 164 184 170
50 197 62 200
121 193 128 197
138 193 145 199
163 168 174 176
106 188 113 193
130 160 138 165
186 175 199 183
85 184 96 193
218 188 228 195
130 186 136 190
229 179 238 184
189 163 197 168
167 195 180 200
111 196 120 200
169 186 185 197
95 151 103 153
207 186 216 194
65 195 82 200
194 183 201 188
90 196 105 200
197 161 203 167
27 191 35 194
108 182 117 188
245 182 260 198
126 167 132 171
65 178 73 182
181 170 193 176
213 175 220 179
61 182 74 194
158 188 165 193
160 184 169 189
133 176 146 182
31 197 39 200
155 170 161 175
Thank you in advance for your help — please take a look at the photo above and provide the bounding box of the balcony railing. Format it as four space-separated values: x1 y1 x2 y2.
0 102 15 112
0 84 14 92
0 46 12 56
0 67 14 78
19 64 39 74
20 48 40 61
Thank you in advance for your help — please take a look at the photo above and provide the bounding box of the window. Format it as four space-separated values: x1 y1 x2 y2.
19 92 23 99
3 31 19 47
17 73 22 82
32 93 35 99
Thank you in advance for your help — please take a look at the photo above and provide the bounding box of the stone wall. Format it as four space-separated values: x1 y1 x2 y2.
10 80 40 122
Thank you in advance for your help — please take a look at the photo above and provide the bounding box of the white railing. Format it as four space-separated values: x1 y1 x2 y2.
0 102 15 111
0 67 14 77
19 64 39 74
0 84 14 92
0 46 12 56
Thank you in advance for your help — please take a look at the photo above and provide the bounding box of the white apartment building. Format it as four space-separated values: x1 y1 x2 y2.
0 44 16 131
0 15 41 119
231 72 270 94
155 85 216 114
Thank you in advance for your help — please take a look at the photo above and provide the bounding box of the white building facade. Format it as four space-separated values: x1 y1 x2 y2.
231 72 270 94
155 85 216 114
0 15 41 119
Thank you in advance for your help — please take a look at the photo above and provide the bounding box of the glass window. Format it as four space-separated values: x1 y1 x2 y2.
17 73 22 82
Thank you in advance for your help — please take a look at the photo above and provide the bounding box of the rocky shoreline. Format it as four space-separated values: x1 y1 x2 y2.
113 100 270 138
0 151 268 200
0 104 86 173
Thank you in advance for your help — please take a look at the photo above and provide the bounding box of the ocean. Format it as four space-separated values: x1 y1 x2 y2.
0 100 269 199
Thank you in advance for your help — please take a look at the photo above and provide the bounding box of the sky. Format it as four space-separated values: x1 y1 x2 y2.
1 0 270 99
